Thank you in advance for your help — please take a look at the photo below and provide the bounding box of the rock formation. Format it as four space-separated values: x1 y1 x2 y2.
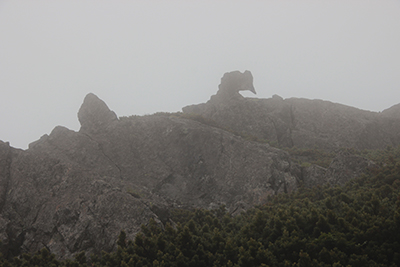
0 71 394 259
78 93 118 134
0 94 301 259
215 70 256 97
183 75 400 150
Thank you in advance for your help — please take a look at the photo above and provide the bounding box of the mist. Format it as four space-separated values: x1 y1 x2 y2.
1 0 399 149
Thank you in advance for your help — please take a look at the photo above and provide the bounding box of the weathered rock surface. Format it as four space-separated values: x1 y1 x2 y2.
78 93 118 134
325 151 376 186
0 71 392 259
210 70 256 102
0 94 302 259
183 82 400 150
301 152 377 188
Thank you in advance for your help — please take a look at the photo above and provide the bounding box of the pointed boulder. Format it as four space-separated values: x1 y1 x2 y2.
78 93 118 134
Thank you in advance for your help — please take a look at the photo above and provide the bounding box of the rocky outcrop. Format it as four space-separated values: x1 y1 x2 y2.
183 70 257 120
183 79 400 150
0 93 304 259
213 70 256 101
78 93 118 134
0 71 390 259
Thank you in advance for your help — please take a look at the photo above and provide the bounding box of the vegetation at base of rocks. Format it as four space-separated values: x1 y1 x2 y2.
1 148 400 266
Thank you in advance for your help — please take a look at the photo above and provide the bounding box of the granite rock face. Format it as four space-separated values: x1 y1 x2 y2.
0 71 392 259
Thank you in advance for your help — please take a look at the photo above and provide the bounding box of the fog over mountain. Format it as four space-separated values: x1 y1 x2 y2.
1 0 399 149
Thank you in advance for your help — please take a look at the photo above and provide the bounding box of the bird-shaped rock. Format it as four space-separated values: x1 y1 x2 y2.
218 70 256 95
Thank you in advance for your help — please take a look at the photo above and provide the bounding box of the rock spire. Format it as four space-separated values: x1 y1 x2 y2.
78 93 118 134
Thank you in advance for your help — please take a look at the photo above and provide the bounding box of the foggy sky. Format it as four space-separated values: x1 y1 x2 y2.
1 0 400 149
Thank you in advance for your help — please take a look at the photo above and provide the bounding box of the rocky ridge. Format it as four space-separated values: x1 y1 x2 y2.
0 71 396 259
183 91 400 150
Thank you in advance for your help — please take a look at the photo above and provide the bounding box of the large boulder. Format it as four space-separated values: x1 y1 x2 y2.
78 93 118 134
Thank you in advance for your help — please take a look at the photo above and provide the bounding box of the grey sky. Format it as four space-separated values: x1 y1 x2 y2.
1 0 399 149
